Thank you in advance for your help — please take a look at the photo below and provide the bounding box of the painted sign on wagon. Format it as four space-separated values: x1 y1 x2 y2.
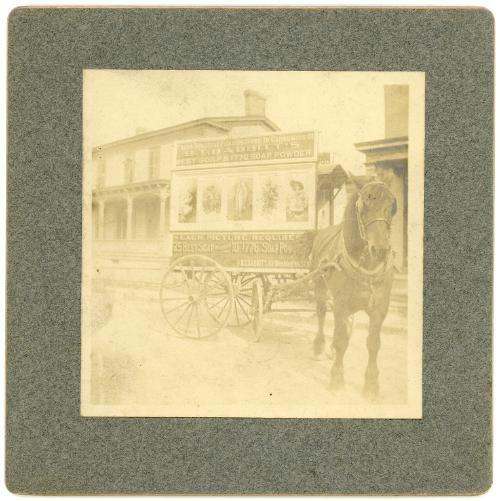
172 232 310 269
170 163 317 231
176 131 317 167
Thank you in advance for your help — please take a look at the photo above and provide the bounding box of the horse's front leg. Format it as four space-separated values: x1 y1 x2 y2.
363 312 385 399
330 311 351 390
313 297 327 358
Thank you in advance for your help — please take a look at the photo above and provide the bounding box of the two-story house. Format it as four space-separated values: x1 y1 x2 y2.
91 90 280 285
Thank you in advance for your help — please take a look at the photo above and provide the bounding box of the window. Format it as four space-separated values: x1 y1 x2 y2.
124 154 135 183
149 147 160 180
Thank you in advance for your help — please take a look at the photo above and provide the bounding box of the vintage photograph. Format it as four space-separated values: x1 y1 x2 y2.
257 173 281 221
228 177 253 221
200 180 222 221
286 174 309 222
82 70 424 418
177 177 197 224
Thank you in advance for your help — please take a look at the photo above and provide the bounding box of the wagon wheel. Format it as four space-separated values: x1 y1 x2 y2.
227 273 260 327
251 279 264 341
160 255 234 339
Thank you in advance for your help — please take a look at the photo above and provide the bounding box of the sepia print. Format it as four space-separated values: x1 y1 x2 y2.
228 177 253 221
81 71 424 418
177 177 197 224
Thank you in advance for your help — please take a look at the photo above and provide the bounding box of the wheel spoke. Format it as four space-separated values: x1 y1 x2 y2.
203 270 215 282
164 300 191 316
234 298 240 325
237 294 252 307
174 302 193 326
205 292 230 298
241 275 256 286
202 285 226 296
161 256 233 338
236 296 251 322
204 282 226 294
204 273 226 286
183 303 195 335
162 279 185 290
194 303 202 338
196 264 207 283
215 298 231 320
179 267 192 293
207 295 227 311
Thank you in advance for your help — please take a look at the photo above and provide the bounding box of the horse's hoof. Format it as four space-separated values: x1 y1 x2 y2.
362 379 380 401
329 367 344 391
313 338 325 357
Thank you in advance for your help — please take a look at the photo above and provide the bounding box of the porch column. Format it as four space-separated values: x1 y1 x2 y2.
126 194 133 240
97 199 105 240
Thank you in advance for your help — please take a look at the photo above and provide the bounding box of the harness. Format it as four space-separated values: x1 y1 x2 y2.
318 181 396 309
355 181 393 244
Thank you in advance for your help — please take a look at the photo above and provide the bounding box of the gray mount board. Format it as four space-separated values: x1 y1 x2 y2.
6 7 493 494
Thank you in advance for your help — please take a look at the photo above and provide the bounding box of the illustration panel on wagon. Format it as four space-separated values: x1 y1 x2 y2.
81 70 424 418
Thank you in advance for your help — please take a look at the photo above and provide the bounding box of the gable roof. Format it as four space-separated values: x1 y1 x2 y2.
207 116 280 131
93 115 280 153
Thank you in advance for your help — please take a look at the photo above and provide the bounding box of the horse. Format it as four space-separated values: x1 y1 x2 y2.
308 175 397 399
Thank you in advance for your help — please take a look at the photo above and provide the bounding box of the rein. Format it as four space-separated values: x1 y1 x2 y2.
313 181 396 310
341 181 396 282
341 232 389 278
338 230 394 310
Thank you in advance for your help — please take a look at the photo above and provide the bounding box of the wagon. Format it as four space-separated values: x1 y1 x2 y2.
159 131 347 340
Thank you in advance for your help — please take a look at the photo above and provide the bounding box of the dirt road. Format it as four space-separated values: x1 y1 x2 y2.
88 289 408 417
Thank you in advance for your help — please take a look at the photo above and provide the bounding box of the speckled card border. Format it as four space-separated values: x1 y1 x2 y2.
6 7 493 495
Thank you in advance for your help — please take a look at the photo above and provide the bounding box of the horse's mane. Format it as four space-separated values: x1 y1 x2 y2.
342 190 364 260
301 188 364 265
305 182 392 267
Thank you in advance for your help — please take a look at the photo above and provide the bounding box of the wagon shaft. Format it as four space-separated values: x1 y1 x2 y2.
265 261 340 307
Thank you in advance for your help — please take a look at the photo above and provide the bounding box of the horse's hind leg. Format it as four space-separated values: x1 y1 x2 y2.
313 288 327 358
363 313 384 399
330 311 351 390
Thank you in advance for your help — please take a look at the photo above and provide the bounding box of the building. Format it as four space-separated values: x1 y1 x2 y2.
91 90 282 284
354 85 409 272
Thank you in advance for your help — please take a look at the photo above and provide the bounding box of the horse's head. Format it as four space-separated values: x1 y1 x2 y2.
351 176 397 262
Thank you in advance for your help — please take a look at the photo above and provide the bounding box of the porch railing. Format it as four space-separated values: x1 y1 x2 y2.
93 238 171 257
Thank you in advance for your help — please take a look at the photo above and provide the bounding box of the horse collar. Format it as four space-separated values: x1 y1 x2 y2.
340 229 393 282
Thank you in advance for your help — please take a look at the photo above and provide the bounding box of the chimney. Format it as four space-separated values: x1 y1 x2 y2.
244 89 266 116
384 85 409 138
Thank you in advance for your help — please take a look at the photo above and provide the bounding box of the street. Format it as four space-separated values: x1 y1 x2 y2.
88 286 408 417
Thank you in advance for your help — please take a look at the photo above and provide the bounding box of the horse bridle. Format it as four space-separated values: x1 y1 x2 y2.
331 181 396 293
355 181 395 246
